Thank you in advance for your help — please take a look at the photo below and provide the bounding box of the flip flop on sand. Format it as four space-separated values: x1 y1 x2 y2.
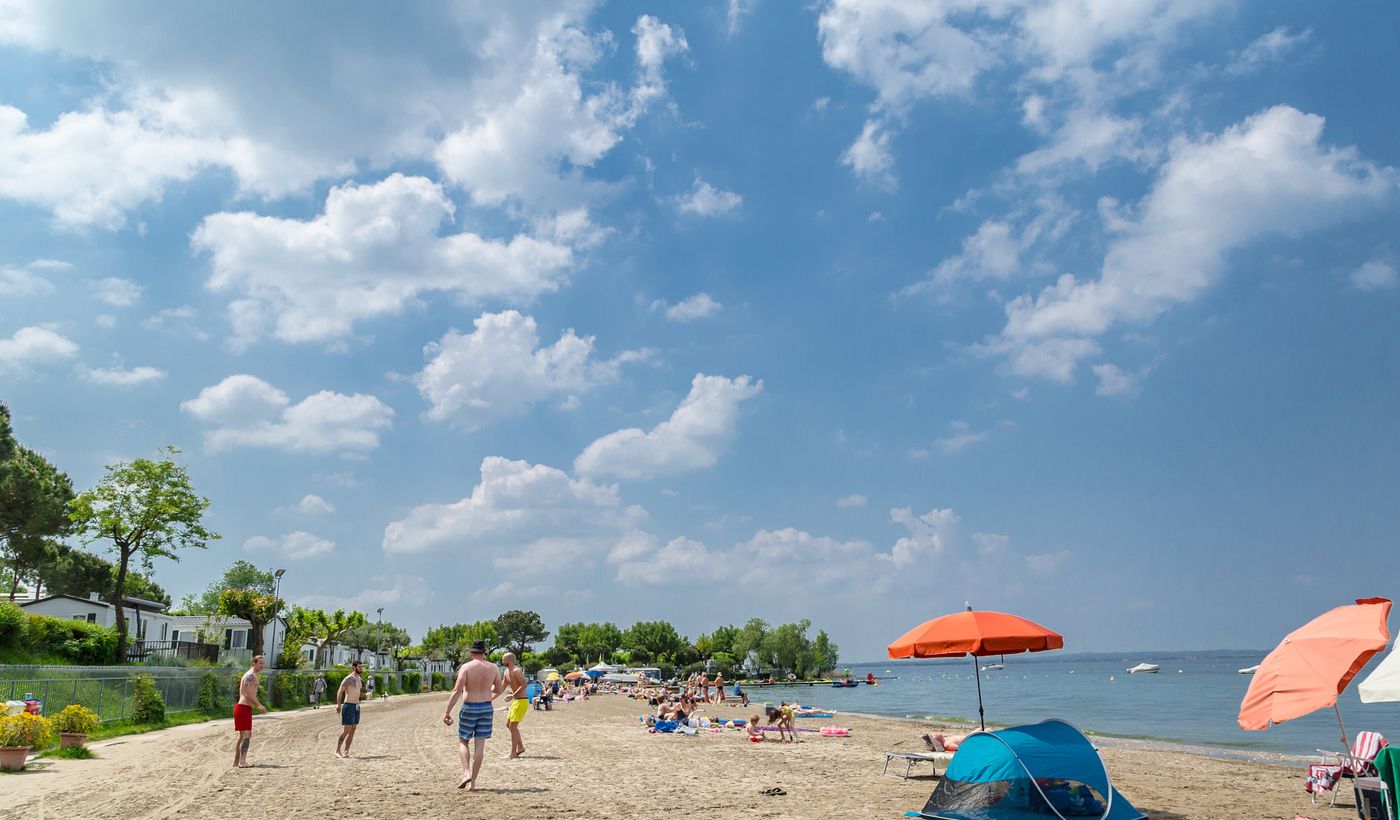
759 787 787 796
457 776 472 790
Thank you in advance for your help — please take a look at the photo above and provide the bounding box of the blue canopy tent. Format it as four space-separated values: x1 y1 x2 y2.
918 719 1145 820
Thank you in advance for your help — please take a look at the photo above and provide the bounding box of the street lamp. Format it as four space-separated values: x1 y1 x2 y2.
376 607 384 668
270 569 286 666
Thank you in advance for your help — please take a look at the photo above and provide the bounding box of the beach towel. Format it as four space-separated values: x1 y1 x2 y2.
1373 746 1400 819
1306 732 1389 795
653 720 679 733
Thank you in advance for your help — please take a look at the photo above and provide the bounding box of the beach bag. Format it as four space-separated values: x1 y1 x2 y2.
653 720 679 733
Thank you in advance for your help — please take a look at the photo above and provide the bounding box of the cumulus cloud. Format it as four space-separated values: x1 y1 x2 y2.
90 277 143 307
652 293 722 322
631 15 689 112
972 532 1008 557
298 575 433 611
244 530 336 560
1227 26 1311 76
77 364 166 386
841 119 896 189
0 259 64 297
574 374 763 479
296 494 336 515
382 456 646 558
140 305 208 341
192 174 575 347
1026 549 1071 575
936 421 988 453
674 177 742 216
1351 260 1398 292
615 528 871 587
992 106 1397 382
0 326 78 375
887 506 959 568
1092 363 1149 397
836 494 867 509
415 310 641 430
182 374 394 453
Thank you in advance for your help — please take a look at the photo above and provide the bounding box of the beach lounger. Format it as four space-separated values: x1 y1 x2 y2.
882 751 953 780
1307 731 1388 806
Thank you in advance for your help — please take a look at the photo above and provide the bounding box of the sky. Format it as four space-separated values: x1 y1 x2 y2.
1 0 1397 660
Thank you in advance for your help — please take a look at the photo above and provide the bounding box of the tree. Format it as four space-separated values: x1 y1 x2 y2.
762 619 813 677
732 618 769 671
299 608 366 667
68 447 219 661
810 629 839 675
280 606 319 668
423 621 498 666
217 588 283 656
39 547 169 606
0 405 75 599
376 624 411 667
493 609 549 657
180 560 275 615
342 623 378 662
622 620 688 665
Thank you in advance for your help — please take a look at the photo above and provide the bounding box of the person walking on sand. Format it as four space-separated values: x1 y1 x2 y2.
312 673 326 708
501 652 528 759
233 655 268 768
443 640 505 791
336 661 364 758
713 673 725 704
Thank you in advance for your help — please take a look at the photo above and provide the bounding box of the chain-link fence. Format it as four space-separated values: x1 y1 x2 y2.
0 665 422 722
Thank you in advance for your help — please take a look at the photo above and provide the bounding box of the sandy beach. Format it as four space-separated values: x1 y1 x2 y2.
4 691 1335 819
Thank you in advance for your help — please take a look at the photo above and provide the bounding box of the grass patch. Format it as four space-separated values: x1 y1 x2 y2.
86 709 218 742
42 746 95 760
0 647 76 665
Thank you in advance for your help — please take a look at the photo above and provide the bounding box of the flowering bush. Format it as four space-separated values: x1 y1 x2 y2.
52 705 101 735
0 713 54 748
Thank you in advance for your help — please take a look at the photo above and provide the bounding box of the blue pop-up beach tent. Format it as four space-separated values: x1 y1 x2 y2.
918 719 1145 820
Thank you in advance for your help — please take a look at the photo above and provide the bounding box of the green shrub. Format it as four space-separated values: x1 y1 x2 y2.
0 601 25 646
51 705 101 735
17 613 118 664
198 672 225 712
431 672 448 691
0 713 53 748
402 671 421 692
130 675 165 724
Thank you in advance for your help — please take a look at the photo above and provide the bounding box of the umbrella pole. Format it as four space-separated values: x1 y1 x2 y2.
972 655 985 730
1335 703 1352 752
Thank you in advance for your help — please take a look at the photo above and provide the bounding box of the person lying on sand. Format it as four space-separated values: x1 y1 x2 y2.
921 732 966 752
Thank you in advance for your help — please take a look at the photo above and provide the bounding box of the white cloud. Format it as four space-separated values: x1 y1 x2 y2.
1351 260 1398 292
475 580 555 603
1015 109 1148 175
0 260 59 296
192 174 575 347
841 119 896 190
674 177 742 216
182 374 394 453
936 421 988 453
298 575 433 612
726 0 760 36
574 374 763 479
140 305 208 341
904 198 1077 299
382 456 646 557
1026 549 1071 575
296 494 336 515
0 326 78 375
653 293 722 322
77 364 166 386
615 528 871 587
972 532 1008 557
631 15 689 112
615 536 723 585
887 506 959 568
1227 26 1311 76
1092 363 1148 397
244 530 336 560
90 277 143 307
994 106 1397 381
415 310 639 430
836 494 868 509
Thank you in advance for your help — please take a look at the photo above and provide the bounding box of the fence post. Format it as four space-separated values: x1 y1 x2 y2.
97 680 104 718
73 678 79 707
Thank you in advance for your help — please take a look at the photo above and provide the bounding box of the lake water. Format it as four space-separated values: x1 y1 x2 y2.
740 651 1399 755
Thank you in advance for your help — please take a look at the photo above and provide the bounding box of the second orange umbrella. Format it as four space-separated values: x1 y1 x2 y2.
888 606 1064 729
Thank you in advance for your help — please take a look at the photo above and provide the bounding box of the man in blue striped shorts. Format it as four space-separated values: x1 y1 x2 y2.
442 639 504 791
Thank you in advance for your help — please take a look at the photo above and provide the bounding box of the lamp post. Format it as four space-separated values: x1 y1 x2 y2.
270 569 286 665
376 607 384 669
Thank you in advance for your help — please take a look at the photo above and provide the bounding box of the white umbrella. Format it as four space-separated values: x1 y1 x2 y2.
1359 647 1400 702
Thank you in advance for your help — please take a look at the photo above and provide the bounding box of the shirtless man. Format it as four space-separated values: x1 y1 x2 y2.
336 661 364 758
233 655 268 768
442 640 504 791
500 652 528 759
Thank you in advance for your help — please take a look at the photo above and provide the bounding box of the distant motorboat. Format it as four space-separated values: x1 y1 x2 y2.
831 680 860 688
1238 664 1260 675
1126 663 1161 674
980 663 1006 672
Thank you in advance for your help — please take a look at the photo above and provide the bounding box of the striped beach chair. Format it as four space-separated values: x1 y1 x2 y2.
1307 731 1388 806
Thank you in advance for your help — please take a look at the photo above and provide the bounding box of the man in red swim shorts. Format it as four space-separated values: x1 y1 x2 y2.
233 655 268 768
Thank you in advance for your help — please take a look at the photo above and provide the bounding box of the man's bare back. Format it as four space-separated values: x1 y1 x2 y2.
460 658 499 702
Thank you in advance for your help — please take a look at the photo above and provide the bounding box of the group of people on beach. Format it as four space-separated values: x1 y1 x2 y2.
229 640 544 792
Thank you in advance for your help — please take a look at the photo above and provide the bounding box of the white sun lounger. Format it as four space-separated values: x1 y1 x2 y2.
882 751 954 780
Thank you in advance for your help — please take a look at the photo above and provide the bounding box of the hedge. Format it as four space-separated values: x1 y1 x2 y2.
402 671 422 692
0 602 118 664
432 672 449 691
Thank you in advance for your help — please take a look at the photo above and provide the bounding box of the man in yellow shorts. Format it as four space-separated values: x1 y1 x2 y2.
501 652 528 759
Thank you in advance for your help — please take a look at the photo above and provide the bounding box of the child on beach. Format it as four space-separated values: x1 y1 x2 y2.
766 703 797 743
746 715 764 742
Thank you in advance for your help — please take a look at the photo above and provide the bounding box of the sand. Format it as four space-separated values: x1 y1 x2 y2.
4 691 1339 818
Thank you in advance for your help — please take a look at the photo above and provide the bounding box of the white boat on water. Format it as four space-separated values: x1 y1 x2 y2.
980 663 1006 671
1238 664 1260 675
1126 663 1161 674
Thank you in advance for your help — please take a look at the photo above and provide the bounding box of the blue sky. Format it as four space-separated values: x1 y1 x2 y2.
1 1 1397 659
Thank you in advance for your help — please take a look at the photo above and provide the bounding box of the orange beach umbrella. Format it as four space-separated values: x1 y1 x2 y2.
1238 597 1392 745
564 671 588 681
888 606 1064 729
